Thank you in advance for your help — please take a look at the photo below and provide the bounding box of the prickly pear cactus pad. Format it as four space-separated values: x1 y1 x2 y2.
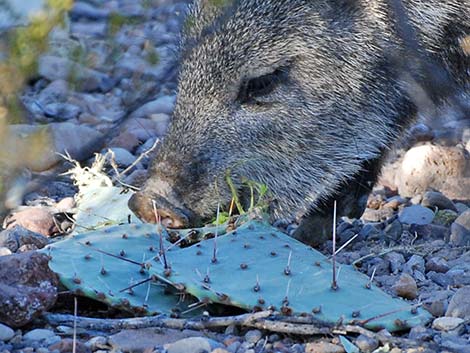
160 220 431 332
43 223 195 316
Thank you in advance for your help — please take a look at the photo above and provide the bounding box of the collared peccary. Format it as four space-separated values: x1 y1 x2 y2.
129 0 470 245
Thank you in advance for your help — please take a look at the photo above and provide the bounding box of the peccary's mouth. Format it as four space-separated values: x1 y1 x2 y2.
128 192 194 229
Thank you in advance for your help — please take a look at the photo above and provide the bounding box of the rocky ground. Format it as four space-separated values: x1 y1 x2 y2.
1 0 470 353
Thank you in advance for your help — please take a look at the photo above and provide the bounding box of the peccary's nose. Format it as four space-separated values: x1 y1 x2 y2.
128 192 190 228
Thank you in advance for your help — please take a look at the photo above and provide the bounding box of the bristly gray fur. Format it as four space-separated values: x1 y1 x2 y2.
139 0 470 225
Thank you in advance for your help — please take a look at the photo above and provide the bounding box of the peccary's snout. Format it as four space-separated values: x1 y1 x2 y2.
128 192 191 229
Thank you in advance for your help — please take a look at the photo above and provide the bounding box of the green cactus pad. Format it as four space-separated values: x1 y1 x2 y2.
43 223 195 316
160 220 431 332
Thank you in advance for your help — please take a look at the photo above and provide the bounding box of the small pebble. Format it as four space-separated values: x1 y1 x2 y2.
392 273 418 299
244 329 262 344
305 341 345 353
354 335 378 353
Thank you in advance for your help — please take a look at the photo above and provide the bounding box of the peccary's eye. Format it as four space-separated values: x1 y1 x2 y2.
237 67 287 103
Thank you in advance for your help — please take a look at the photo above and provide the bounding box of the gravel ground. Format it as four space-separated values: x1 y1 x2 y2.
1 1 470 353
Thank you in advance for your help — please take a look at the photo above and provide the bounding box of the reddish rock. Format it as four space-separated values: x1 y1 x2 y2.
392 273 418 300
3 207 60 237
49 338 91 353
0 252 58 327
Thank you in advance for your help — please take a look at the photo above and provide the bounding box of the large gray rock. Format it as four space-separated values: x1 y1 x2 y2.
446 286 470 320
0 252 58 327
4 123 104 171
398 205 435 225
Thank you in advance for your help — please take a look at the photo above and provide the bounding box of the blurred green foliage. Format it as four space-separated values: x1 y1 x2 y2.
0 0 73 212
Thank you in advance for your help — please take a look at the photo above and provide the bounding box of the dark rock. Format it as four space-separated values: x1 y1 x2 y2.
43 102 82 121
0 252 58 327
426 257 449 273
0 226 49 252
422 191 457 211
358 223 383 241
409 224 450 241
404 254 425 275
408 325 433 341
450 210 470 246
384 252 405 274
354 335 379 353
423 298 446 317
384 219 402 241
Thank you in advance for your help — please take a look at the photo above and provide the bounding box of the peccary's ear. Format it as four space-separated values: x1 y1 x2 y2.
183 0 236 39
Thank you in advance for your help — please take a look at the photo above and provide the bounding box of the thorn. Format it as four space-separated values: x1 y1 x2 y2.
283 279 291 306
284 251 292 275
352 310 361 318
85 241 91 246
270 251 277 256
366 267 377 289
240 263 248 270
122 233 128 239
312 306 322 314
253 275 261 292
196 250 203 255
331 200 338 291
100 267 107 275
120 250 126 257
84 254 92 260
119 276 156 293
244 243 250 249
73 276 81 284
78 242 144 266
128 214 132 223
258 297 265 305
153 200 169 270
204 268 210 283
212 203 220 264
333 233 359 256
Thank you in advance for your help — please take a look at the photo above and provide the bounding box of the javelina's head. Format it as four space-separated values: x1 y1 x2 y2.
129 0 395 227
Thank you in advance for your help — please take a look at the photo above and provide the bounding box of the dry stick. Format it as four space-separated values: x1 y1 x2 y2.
331 200 338 290
120 138 160 177
73 297 77 353
43 311 330 335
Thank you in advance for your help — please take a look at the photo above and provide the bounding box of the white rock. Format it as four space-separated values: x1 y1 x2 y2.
432 317 465 332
